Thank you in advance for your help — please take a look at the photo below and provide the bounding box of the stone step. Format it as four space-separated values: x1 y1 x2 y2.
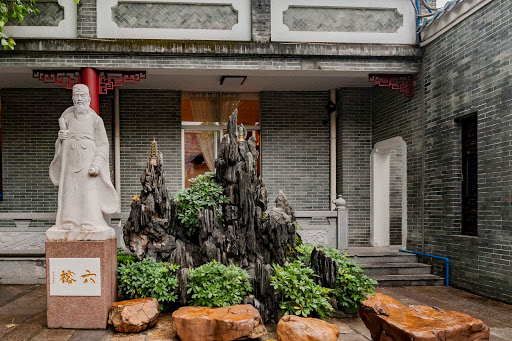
350 253 418 265
370 274 445 287
359 262 433 276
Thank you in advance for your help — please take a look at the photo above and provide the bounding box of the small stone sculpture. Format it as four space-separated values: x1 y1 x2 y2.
48 84 119 239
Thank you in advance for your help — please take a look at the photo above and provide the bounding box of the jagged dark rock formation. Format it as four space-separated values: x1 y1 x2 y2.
123 111 296 323
310 247 339 289
123 152 176 261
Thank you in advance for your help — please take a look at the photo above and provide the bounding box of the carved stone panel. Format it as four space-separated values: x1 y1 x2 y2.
295 212 337 248
0 232 46 254
272 0 416 44
98 0 251 41
3 0 77 38
7 2 65 27
113 3 238 30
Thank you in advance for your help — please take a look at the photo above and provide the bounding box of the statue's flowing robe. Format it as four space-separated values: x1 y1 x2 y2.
49 107 119 228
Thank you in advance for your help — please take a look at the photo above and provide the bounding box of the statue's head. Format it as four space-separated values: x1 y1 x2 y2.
72 84 91 107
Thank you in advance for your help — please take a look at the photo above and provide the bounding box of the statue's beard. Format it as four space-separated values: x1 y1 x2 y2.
73 104 90 120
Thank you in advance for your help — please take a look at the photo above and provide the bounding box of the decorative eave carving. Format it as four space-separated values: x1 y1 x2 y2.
368 74 414 98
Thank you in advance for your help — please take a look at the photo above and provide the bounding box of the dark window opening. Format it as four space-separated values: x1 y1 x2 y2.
460 114 478 236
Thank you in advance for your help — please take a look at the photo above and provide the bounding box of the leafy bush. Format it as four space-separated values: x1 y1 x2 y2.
187 261 252 307
118 258 179 311
294 243 376 312
117 248 136 266
174 172 230 236
271 260 333 319
332 259 377 312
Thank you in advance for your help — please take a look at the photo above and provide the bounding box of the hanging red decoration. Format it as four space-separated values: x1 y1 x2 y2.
33 70 81 89
98 71 147 94
368 74 414 98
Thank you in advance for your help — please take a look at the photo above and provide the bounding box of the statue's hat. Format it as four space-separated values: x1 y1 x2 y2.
72 84 90 95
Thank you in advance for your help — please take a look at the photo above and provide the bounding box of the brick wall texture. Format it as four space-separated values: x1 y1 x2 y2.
251 0 270 43
77 0 97 38
421 0 512 302
119 90 182 212
336 88 372 246
389 146 403 246
261 91 330 211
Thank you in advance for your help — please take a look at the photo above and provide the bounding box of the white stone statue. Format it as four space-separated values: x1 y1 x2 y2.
47 84 119 240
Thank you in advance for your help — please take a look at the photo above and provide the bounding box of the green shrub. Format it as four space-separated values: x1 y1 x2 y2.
187 261 253 307
117 248 136 266
118 258 179 311
271 260 333 319
174 172 230 236
332 259 377 312
294 243 376 313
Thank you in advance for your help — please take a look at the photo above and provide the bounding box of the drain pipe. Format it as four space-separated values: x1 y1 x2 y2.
329 89 337 211
399 249 449 286
114 87 121 212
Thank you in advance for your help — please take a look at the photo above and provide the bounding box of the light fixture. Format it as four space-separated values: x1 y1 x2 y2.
220 76 247 86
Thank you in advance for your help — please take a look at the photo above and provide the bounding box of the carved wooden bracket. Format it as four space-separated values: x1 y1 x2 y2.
98 71 146 94
33 70 147 94
33 70 81 89
368 74 414 98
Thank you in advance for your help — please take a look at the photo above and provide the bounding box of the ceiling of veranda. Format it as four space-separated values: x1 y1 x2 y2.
0 67 374 92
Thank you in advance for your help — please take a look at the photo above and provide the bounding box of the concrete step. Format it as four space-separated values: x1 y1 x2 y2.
359 262 433 276
351 253 418 265
370 274 445 287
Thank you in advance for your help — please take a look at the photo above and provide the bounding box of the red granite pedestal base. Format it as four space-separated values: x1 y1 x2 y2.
46 238 117 329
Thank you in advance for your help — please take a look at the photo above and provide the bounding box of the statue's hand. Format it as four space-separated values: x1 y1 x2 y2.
58 130 68 141
88 166 100 176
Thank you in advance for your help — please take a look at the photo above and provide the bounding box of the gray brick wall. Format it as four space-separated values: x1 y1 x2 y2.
77 0 96 38
389 146 403 245
119 90 182 212
422 0 512 302
336 88 372 246
251 0 270 43
371 76 424 252
261 91 330 211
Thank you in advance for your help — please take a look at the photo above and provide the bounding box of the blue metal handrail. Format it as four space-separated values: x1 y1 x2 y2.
399 249 449 286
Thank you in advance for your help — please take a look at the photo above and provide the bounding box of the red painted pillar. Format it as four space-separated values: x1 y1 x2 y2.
80 67 99 114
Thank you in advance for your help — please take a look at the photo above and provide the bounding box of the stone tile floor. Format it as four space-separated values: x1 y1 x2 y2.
0 285 511 340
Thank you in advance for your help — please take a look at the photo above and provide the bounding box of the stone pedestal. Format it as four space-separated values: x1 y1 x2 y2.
46 238 117 329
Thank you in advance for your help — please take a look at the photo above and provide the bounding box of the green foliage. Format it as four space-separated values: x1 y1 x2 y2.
187 261 252 308
0 1 80 50
1 0 39 49
118 258 179 311
271 260 333 319
294 243 376 312
332 258 377 312
117 248 136 267
174 172 229 236
292 243 314 265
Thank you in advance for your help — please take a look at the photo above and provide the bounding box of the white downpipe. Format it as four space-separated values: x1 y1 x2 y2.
114 88 121 212
329 89 337 211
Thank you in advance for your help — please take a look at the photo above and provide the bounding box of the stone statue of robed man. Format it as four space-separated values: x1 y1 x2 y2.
48 84 119 237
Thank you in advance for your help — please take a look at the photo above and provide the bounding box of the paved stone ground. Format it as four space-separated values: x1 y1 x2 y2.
0 285 511 340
